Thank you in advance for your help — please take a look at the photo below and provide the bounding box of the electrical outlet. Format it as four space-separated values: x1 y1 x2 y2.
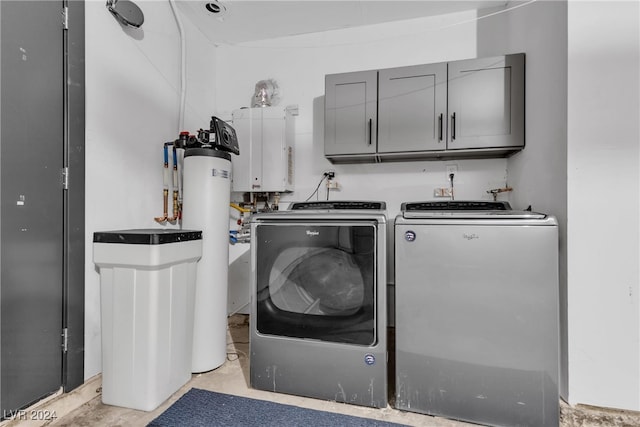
434 187 452 197
445 164 458 181
327 180 340 190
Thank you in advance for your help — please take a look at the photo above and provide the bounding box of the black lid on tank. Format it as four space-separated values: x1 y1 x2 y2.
93 229 202 245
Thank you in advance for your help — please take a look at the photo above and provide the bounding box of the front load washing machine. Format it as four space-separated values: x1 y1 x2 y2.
250 201 387 408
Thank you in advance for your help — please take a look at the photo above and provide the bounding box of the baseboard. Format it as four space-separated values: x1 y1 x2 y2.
0 375 102 427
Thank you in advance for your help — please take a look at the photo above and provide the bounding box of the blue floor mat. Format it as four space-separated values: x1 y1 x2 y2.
148 388 408 427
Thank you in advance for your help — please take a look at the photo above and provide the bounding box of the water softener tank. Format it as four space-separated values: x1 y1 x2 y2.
181 117 239 373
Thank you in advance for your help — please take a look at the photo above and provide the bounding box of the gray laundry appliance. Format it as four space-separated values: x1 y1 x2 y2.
394 201 559 427
250 201 388 408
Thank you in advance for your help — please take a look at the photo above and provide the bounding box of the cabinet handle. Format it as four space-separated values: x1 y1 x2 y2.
368 118 372 145
438 114 443 142
451 112 456 141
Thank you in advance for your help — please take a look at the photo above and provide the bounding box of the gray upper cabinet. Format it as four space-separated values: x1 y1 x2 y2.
324 70 377 159
378 63 447 154
447 54 524 151
324 53 525 163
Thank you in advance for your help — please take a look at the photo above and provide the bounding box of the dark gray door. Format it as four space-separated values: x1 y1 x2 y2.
1 0 65 413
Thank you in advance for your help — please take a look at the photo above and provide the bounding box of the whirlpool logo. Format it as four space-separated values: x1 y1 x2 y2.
364 354 376 366
306 230 320 237
404 230 416 242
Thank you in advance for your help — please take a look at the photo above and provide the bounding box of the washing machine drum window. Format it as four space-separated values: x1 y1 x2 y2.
269 247 365 316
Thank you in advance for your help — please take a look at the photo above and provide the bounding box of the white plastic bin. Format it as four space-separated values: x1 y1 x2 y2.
93 229 202 412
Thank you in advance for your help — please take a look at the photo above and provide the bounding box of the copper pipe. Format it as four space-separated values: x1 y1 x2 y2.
166 146 180 223
487 186 513 201
154 188 169 223
166 190 180 223
154 143 172 223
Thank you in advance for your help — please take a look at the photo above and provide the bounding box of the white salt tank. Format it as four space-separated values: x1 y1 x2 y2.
93 229 202 411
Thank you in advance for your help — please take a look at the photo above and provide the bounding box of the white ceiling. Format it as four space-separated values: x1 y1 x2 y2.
176 1 509 45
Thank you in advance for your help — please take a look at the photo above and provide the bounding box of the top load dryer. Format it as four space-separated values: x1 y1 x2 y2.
394 200 559 427
250 201 388 408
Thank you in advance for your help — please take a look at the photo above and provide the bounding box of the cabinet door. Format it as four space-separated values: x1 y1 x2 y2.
447 54 524 150
378 63 447 153
325 70 377 156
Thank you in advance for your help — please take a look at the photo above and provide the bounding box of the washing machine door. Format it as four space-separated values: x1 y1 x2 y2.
253 221 378 345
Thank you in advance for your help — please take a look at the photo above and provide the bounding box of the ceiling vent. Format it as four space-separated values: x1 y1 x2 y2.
205 1 227 17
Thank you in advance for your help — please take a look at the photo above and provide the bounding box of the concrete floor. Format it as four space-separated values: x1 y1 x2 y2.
4 315 640 427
